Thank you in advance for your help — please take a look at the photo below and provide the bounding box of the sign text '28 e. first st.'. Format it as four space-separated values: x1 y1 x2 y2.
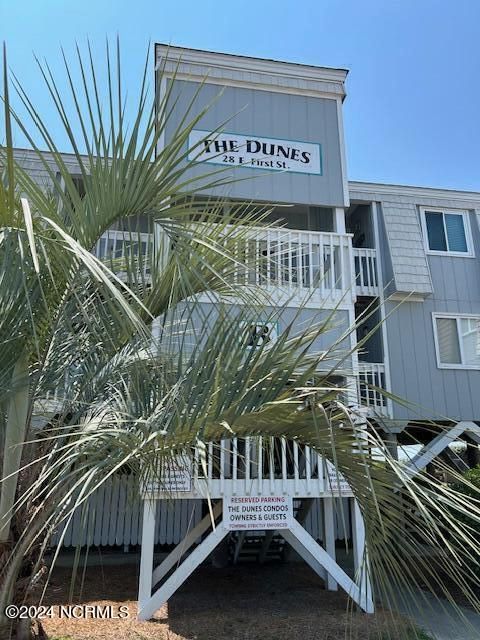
188 130 322 176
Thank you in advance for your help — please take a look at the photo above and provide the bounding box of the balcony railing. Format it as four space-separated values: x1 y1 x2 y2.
357 362 388 414
353 248 379 297
93 227 380 301
145 437 352 499
230 228 356 303
94 229 153 279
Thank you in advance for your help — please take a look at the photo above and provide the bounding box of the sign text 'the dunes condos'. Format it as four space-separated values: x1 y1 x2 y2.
188 130 322 176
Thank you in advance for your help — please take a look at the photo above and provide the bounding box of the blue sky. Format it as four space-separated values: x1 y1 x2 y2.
1 0 480 190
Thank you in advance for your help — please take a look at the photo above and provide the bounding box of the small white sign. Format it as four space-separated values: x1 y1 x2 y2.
188 130 322 175
147 455 192 493
325 460 351 494
223 495 293 531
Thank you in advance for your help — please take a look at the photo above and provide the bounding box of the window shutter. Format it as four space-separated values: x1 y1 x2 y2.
445 214 468 252
436 318 461 364
425 211 447 251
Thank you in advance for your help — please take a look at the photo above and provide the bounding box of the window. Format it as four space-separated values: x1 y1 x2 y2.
433 314 480 368
421 208 473 256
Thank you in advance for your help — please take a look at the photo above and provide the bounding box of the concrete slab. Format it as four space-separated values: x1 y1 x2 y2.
388 588 480 640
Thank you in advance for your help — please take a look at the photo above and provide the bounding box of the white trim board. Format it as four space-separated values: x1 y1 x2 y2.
161 72 345 101
155 44 348 92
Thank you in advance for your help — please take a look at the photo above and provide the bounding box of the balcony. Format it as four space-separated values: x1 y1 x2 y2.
145 437 352 499
94 227 380 303
94 229 153 280
357 362 389 415
353 247 379 297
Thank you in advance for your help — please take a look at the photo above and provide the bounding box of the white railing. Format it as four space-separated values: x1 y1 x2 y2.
93 227 379 301
146 437 352 500
230 228 355 303
353 247 379 296
93 229 153 278
357 362 388 413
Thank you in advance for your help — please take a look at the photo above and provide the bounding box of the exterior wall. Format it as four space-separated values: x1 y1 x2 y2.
12 84 480 427
385 297 480 422
350 187 433 296
164 79 347 207
13 148 84 189
365 185 480 422
164 301 353 373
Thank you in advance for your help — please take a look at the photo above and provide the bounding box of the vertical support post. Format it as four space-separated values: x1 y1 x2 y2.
138 498 156 608
323 498 338 591
334 207 346 234
371 201 393 418
347 305 360 408
351 498 374 613
348 318 360 409
384 431 399 460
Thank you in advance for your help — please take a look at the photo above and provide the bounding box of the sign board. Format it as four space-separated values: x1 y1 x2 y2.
146 454 192 493
188 129 322 176
325 460 351 494
242 321 278 349
223 495 293 531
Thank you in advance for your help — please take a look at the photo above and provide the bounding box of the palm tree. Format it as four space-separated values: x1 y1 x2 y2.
1 41 480 640
0 40 283 638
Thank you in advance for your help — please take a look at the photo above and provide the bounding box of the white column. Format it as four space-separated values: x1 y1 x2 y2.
334 207 346 234
383 431 399 460
138 499 156 609
351 498 374 613
371 201 393 417
347 306 360 407
323 498 338 591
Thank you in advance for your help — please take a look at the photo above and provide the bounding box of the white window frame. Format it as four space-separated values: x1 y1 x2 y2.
432 312 480 370
420 207 474 257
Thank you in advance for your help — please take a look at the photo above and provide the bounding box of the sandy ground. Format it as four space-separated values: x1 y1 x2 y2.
37 561 406 640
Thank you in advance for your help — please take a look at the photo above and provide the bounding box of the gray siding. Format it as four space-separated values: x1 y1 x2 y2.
385 299 480 421
12 148 84 190
382 208 480 421
427 210 480 302
164 80 346 207
163 302 353 373
380 200 433 296
349 191 433 296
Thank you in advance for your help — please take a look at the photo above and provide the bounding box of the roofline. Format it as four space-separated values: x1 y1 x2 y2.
154 43 349 84
349 180 480 203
